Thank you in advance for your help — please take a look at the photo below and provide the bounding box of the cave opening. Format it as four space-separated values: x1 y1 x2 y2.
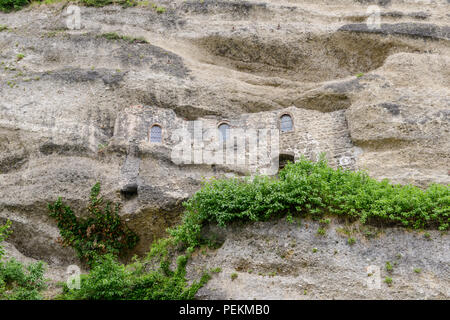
279 153 295 171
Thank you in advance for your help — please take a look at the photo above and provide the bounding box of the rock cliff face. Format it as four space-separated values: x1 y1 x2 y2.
188 218 449 299
0 0 449 298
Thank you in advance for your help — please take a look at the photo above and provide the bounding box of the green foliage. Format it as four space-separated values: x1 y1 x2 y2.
317 227 326 236
0 221 47 300
0 0 142 11
385 261 393 273
0 0 29 12
154 5 165 13
0 259 47 300
347 237 356 245
414 268 421 274
168 155 449 249
384 277 393 286
62 253 210 300
230 272 238 281
48 182 139 265
49 194 209 300
78 0 144 8
0 25 8 32
99 32 148 44
0 0 166 13
0 220 12 261
79 0 120 7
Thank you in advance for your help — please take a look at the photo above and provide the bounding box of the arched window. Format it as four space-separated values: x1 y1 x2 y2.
150 124 162 143
218 123 230 142
280 114 293 132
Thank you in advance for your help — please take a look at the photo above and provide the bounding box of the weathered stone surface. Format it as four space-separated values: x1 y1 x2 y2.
339 23 450 40
0 0 449 298
189 218 450 299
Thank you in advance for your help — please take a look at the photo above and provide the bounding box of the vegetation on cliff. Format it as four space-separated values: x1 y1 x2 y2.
59 253 210 300
0 0 28 12
48 182 139 266
50 183 210 300
0 0 166 12
0 221 47 300
170 155 449 248
47 156 450 300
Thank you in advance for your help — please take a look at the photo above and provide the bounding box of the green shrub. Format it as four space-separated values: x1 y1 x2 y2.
0 259 47 300
0 0 30 12
48 182 139 265
347 237 356 245
99 32 148 44
79 0 116 7
0 220 12 261
62 253 210 300
79 0 136 7
384 277 393 286
385 261 393 273
155 5 165 14
169 155 449 249
0 221 47 300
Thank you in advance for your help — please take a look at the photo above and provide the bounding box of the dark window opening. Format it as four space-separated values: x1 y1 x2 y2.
120 183 138 200
280 114 293 132
279 153 295 171
150 125 162 143
218 123 230 142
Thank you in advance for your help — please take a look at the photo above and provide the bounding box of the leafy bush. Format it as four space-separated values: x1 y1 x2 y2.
0 0 136 12
50 184 209 300
0 259 47 300
61 253 210 300
0 220 12 261
169 155 449 248
385 261 393 272
79 0 136 7
0 221 47 300
0 0 29 12
384 277 393 286
99 32 148 44
48 182 139 265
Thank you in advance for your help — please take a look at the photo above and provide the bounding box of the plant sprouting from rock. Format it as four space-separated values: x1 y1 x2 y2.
48 182 139 265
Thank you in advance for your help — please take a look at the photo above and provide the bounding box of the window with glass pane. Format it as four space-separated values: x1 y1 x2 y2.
218 123 230 142
280 115 293 132
150 125 162 143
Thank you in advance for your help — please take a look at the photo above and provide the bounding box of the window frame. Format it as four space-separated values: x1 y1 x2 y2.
149 124 163 144
217 122 231 143
279 113 294 133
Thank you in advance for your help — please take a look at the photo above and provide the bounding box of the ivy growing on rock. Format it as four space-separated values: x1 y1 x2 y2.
48 182 139 265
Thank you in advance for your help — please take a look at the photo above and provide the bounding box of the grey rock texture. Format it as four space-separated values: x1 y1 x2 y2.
189 218 449 299
0 0 449 298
